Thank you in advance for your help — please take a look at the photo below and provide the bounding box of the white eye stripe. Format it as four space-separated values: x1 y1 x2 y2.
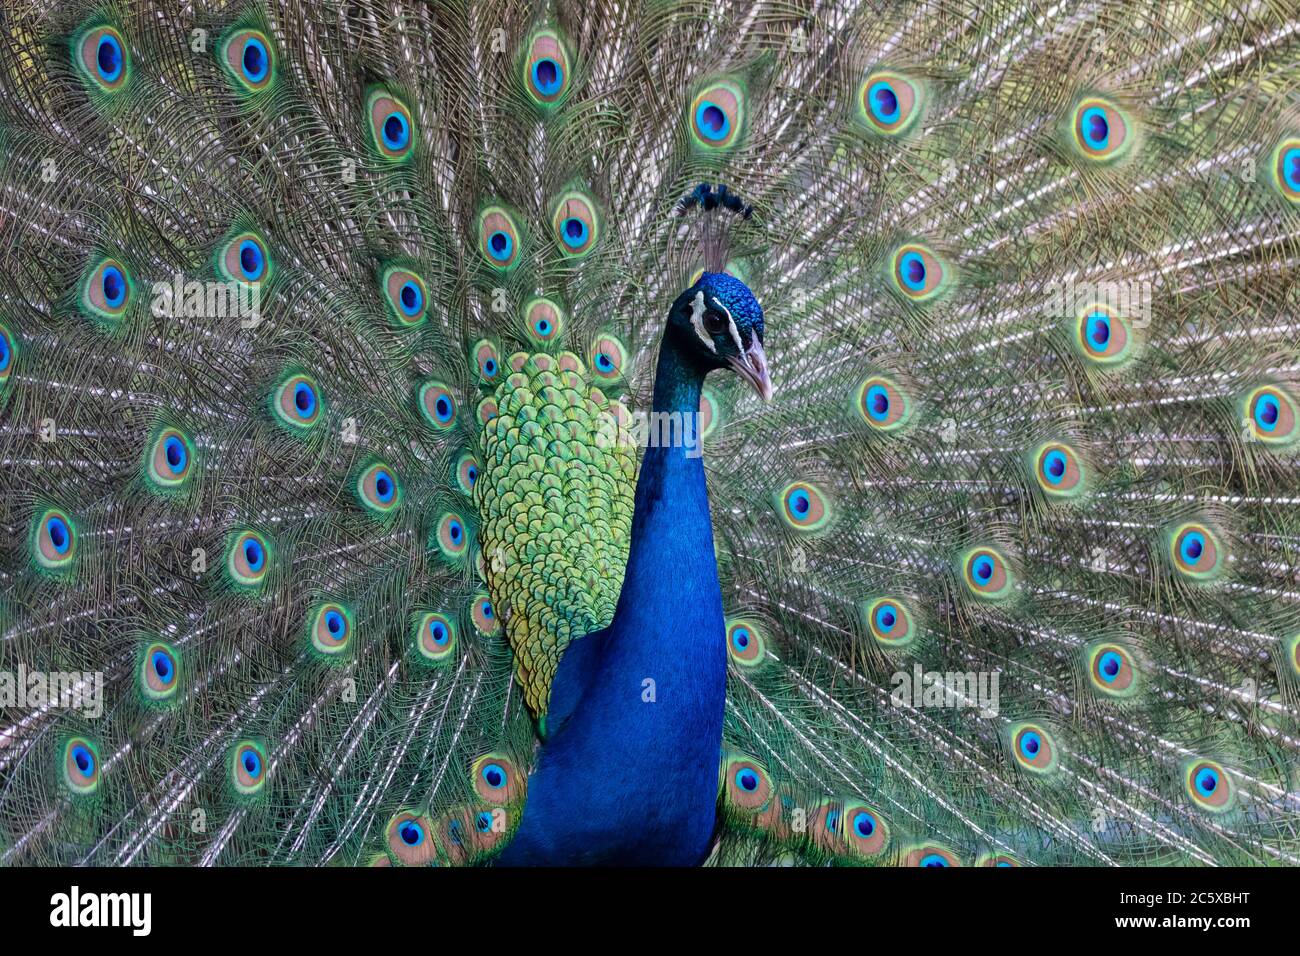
718 302 745 354
689 291 717 353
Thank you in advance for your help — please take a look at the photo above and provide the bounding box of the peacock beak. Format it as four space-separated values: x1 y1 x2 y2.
728 337 773 402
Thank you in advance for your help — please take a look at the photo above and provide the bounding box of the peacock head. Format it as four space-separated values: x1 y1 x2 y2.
669 271 772 401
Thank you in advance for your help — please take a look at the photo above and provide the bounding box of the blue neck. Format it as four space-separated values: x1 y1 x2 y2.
500 329 728 865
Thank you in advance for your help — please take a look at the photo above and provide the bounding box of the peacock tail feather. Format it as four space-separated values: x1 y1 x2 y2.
0 0 1298 866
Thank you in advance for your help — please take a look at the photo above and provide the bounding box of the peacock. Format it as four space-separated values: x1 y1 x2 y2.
1 0 1299 869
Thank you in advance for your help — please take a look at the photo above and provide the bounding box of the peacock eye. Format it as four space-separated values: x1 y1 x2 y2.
704 310 727 335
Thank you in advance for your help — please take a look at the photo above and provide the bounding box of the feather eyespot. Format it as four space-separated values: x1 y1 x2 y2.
863 597 915 647
721 754 772 812
387 811 438 865
961 546 1014 600
1242 385 1298 447
978 854 1021 867
1272 137 1300 202
454 452 479 496
588 333 628 381
140 641 180 704
478 206 521 270
844 803 890 857
1032 441 1085 498
62 737 100 795
903 844 961 867
472 594 498 635
523 28 570 106
418 381 457 430
725 619 766 666
231 740 268 796
1184 759 1234 812
523 297 564 345
689 80 744 149
473 339 500 382
272 372 323 431
309 602 353 657
858 71 923 136
146 427 195 491
226 530 271 589
435 512 469 561
550 191 599 257
218 231 272 286
1086 642 1138 698
415 612 457 664
698 388 721 440
75 24 129 93
382 267 427 327
81 257 132 323
356 461 402 515
472 753 525 805
1075 303 1134 365
0 323 16 387
34 508 77 571
1167 522 1223 581
1069 97 1133 162
367 88 415 161
1285 633 1300 678
890 243 950 302
856 374 911 431
1010 723 1058 774
222 29 274 92
776 481 832 532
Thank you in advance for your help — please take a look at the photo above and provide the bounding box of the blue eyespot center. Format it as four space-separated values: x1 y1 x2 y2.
1195 768 1218 796
466 466 477 485
695 102 730 141
399 821 423 846
382 112 409 150
102 266 126 307
242 750 261 776
152 650 173 681
1285 148 1300 188
238 240 264 281
96 36 122 82
853 811 875 837
449 520 462 544
899 251 926 290
72 744 94 774
47 517 70 553
532 58 562 96
483 764 506 788
163 435 187 473
790 491 810 515
325 610 344 636
243 538 264 570
488 231 512 260
375 471 394 502
1086 312 1111 346
1020 731 1041 758
875 604 897 630
481 602 493 619
869 81 899 123
476 811 493 832
731 627 750 651
293 382 315 416
973 557 993 582
536 319 550 335
435 395 452 422
483 358 497 377
735 768 759 792
1099 651 1122 681
1180 531 1205 563
429 620 448 644
865 384 890 420
596 353 614 372
242 38 268 82
561 217 588 248
920 853 948 867
1255 395 1280 430
1081 106 1109 149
